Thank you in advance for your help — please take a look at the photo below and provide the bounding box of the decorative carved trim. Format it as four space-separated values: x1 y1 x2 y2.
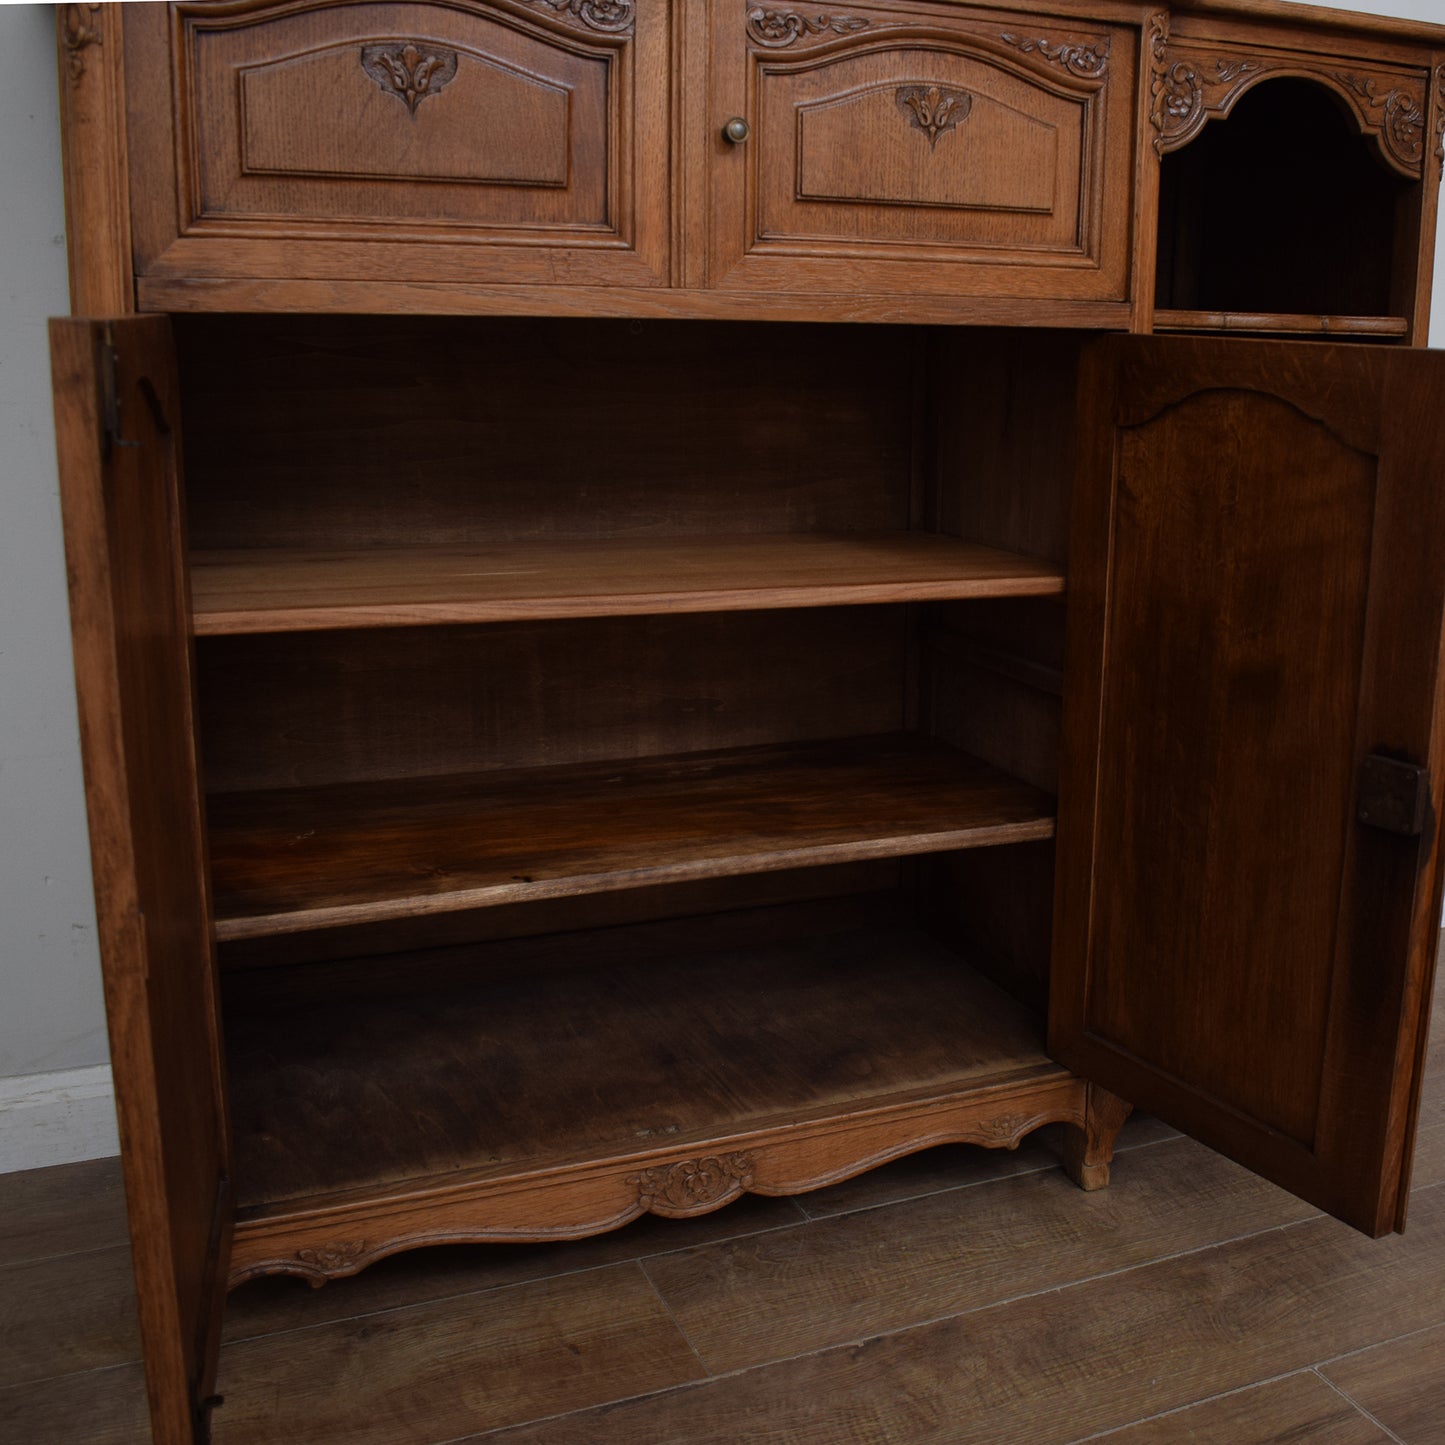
1436 65 1445 179
517 0 635 33
1147 11 1170 154
999 33 1110 81
631 1154 755 1213
746 8 870 48
1336 72 1427 172
895 85 973 149
361 44 458 116
294 1239 370 1274
1155 50 1263 153
969 1112 1048 1146
60 3 103 80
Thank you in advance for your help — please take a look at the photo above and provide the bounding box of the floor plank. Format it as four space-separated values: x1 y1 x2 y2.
644 1136 1315 1373
1411 1121 1445 1192
211 1262 703 1445
489 1186 1445 1445
0 1156 127 1267
1087 1372 1392 1443
0 1245 139 1388
0 1365 151 1445
1322 1322 1445 1443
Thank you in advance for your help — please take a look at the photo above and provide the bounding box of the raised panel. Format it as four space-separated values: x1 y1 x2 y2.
125 0 670 289
708 5 1136 306
238 42 571 187
761 48 1083 247
796 82 1058 212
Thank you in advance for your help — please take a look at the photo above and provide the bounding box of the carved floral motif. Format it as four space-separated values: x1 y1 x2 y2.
1436 65 1445 179
360 44 458 116
518 0 635 34
1000 33 1110 80
632 1154 755 1212
895 85 973 149
1153 51 1263 154
970 1112 1044 1146
1336 72 1427 172
746 8 870 48
295 1239 370 1274
1147 11 1170 152
61 3 102 81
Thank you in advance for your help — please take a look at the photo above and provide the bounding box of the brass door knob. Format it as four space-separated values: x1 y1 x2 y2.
722 116 750 144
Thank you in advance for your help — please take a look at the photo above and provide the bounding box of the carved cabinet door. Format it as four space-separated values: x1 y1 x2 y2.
50 317 231 1445
124 0 669 297
705 2 1136 305
1052 336 1445 1237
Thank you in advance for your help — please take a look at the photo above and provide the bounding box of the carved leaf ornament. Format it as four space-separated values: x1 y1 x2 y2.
747 8 871 48
896 85 973 150
1336 72 1427 171
1000 33 1110 80
632 1153 755 1212
521 0 635 33
361 44 458 116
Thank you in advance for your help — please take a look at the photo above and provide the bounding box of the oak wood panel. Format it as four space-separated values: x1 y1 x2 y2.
190 532 1064 634
124 0 670 289
213 1264 703 1445
54 3 133 314
173 316 914 551
138 273 1139 323
226 923 1058 1208
49 317 231 1445
195 607 909 793
488 1187 1445 1445
207 733 1055 937
1053 337 1445 1236
643 1135 1315 1374
708 3 1137 301
1322 1320 1445 1442
1154 309 1411 337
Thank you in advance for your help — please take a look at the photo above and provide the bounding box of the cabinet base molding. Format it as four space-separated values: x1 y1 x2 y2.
228 1073 1112 1287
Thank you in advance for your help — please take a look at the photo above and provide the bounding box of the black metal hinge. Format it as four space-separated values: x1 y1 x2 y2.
1357 753 1429 836
97 324 138 460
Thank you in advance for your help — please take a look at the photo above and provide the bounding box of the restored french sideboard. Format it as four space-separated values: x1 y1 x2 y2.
49 0 1445 1438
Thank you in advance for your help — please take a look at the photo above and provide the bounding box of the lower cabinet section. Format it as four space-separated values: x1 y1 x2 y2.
222 893 1128 1286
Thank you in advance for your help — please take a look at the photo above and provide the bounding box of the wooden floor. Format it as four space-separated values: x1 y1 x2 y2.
2 985 1442 1444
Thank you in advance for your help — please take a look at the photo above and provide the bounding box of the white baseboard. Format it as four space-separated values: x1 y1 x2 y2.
0 1065 120 1173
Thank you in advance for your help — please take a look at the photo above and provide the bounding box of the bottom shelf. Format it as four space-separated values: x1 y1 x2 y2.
225 902 1089 1285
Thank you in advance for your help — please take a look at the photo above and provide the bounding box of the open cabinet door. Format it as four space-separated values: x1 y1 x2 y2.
50 317 230 1443
1052 335 1445 1237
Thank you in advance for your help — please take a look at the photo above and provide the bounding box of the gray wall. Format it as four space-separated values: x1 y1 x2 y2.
0 1 1443 1112
0 3 104 1082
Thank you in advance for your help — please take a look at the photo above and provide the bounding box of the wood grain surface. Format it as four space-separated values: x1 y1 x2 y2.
207 734 1055 937
190 533 1063 634
224 922 1058 1209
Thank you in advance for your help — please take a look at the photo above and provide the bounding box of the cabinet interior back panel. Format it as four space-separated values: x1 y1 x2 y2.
174 317 917 549
195 607 910 792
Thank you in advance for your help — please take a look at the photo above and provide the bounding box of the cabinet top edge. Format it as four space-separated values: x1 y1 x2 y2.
1164 0 1445 45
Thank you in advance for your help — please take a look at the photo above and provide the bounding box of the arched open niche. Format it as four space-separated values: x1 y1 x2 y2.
1155 75 1421 334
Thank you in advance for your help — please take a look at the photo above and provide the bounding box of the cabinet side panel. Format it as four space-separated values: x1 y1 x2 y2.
50 317 230 1443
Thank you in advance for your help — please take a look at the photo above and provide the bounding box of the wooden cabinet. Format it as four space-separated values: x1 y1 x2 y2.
705 1 1136 302
124 0 671 290
47 1 1445 1441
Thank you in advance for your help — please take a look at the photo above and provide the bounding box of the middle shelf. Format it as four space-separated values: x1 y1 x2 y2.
189 532 1066 635
207 732 1056 940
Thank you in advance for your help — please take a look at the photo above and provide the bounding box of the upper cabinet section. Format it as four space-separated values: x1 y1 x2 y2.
704 3 1137 307
124 0 670 292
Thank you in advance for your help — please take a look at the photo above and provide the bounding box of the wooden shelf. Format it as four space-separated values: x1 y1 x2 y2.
207 733 1056 940
1153 309 1409 339
189 533 1065 635
224 911 1081 1281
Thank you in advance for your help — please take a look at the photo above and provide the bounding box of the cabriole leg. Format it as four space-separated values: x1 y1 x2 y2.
1062 1083 1133 1191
